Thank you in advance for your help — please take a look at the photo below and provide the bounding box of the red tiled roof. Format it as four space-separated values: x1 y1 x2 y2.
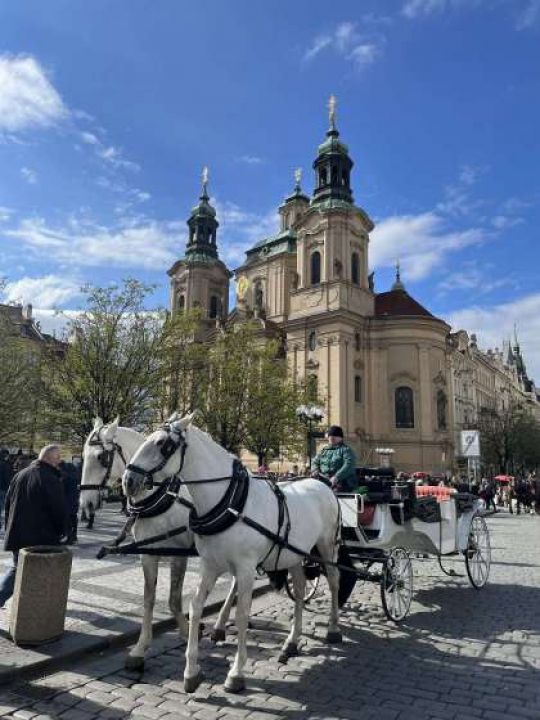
374 289 435 318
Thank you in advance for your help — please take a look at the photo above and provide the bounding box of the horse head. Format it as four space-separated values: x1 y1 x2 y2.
122 412 196 500
80 416 139 518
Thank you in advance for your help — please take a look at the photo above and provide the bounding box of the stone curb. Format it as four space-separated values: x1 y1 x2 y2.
0 582 271 686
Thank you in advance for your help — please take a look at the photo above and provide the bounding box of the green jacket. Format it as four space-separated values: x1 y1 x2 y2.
312 443 357 490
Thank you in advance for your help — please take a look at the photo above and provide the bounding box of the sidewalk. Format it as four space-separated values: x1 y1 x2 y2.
0 505 267 683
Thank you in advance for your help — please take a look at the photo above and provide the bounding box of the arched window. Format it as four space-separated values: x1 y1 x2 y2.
351 252 360 285
331 165 338 185
177 294 185 312
342 170 349 187
209 295 220 319
355 375 362 404
254 281 264 309
311 251 321 285
437 390 447 430
395 386 414 428
355 332 361 352
319 168 327 186
308 331 317 352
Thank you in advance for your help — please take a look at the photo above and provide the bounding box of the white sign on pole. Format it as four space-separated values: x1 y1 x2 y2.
461 430 480 457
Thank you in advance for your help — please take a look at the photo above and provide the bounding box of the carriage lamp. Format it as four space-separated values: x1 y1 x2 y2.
296 405 325 471
375 447 395 468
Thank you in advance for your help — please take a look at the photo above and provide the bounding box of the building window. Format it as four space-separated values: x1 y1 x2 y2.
319 168 327 186
209 295 220 319
351 252 360 285
311 251 321 285
177 294 185 312
437 390 447 430
355 332 361 351
254 281 264 309
395 386 414 428
308 331 317 352
355 375 362 403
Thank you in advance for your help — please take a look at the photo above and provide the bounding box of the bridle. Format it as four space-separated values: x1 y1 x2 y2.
80 428 128 492
126 423 188 491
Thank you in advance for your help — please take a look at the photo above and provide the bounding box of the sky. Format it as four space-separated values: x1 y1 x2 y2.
1 0 539 374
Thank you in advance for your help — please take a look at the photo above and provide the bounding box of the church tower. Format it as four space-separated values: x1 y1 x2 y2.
168 169 231 324
285 97 376 445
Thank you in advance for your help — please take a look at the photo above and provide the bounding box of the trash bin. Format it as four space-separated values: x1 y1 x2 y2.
9 546 72 646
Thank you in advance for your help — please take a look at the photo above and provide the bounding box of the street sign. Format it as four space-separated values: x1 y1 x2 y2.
461 430 480 457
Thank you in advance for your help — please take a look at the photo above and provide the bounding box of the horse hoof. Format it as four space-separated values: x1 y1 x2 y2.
277 653 289 665
247 621 253 630
184 672 203 694
210 628 226 644
285 642 299 656
125 655 145 671
224 676 245 694
326 630 343 644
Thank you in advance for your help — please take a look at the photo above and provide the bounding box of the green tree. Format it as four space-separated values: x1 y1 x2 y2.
478 400 540 473
0 312 41 446
40 279 165 445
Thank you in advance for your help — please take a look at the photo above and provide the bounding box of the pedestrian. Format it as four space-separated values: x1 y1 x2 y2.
0 444 68 609
59 458 81 545
0 449 14 530
311 425 357 492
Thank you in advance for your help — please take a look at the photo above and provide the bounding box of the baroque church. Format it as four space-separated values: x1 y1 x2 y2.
167 100 536 474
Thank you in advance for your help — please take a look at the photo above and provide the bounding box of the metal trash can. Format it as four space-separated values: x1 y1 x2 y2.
9 545 72 646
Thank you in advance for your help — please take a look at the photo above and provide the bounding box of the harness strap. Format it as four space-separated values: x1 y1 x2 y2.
189 460 250 536
97 523 193 559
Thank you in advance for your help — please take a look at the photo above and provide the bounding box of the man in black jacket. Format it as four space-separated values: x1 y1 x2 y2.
0 449 13 530
0 444 67 608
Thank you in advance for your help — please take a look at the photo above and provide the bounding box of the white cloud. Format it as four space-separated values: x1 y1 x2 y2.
0 207 13 222
33 308 80 339
3 216 178 271
0 54 67 134
371 211 485 280
402 0 448 17
448 294 540 380
236 155 264 165
491 215 524 230
20 166 38 184
515 0 540 29
212 199 279 268
303 21 384 70
2 274 81 308
438 263 515 295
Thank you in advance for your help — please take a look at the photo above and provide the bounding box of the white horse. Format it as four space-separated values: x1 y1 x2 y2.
122 413 342 693
82 417 237 670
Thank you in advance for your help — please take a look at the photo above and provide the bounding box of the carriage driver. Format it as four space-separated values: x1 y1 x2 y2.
311 425 357 492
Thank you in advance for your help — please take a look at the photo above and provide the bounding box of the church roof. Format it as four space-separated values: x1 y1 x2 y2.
374 288 436 319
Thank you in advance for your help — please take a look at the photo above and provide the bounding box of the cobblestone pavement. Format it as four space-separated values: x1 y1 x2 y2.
0 505 244 678
0 509 539 719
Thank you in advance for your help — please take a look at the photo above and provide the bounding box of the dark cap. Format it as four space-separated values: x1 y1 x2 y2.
327 425 344 438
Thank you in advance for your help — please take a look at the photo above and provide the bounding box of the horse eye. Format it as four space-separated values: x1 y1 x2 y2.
156 438 164 447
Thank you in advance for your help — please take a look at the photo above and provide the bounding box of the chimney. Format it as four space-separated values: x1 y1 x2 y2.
23 303 33 320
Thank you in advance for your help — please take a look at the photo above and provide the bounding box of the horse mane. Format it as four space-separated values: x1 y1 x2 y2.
187 425 237 463
84 423 144 449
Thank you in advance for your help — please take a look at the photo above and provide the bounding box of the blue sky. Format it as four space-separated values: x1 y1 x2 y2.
1 0 540 374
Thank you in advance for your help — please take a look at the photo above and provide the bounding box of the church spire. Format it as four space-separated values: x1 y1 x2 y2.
186 167 219 261
392 259 405 291
312 95 354 206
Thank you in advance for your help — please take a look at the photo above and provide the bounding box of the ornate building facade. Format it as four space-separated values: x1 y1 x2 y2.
168 101 538 473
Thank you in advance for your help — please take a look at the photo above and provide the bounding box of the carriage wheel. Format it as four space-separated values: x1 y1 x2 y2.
380 547 413 623
465 515 491 589
285 573 321 604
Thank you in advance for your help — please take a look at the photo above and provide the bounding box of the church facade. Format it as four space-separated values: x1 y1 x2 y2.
168 102 537 474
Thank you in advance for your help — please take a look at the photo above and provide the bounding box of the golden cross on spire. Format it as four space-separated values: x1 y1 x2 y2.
328 94 337 128
202 166 209 193
396 258 401 280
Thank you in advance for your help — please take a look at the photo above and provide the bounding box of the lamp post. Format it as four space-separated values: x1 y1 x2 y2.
296 405 325 471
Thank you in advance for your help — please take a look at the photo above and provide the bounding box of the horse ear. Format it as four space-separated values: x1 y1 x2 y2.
104 417 119 441
93 417 103 429
176 410 197 431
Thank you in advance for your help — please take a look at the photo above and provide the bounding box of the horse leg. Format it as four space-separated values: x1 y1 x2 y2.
211 577 237 644
224 570 254 693
126 555 159 670
184 563 218 693
169 557 189 639
317 534 341 643
278 564 305 664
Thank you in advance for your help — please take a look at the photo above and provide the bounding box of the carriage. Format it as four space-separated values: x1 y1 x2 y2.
289 468 491 622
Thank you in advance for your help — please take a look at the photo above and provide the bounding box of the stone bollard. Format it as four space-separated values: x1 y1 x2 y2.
9 546 72 646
